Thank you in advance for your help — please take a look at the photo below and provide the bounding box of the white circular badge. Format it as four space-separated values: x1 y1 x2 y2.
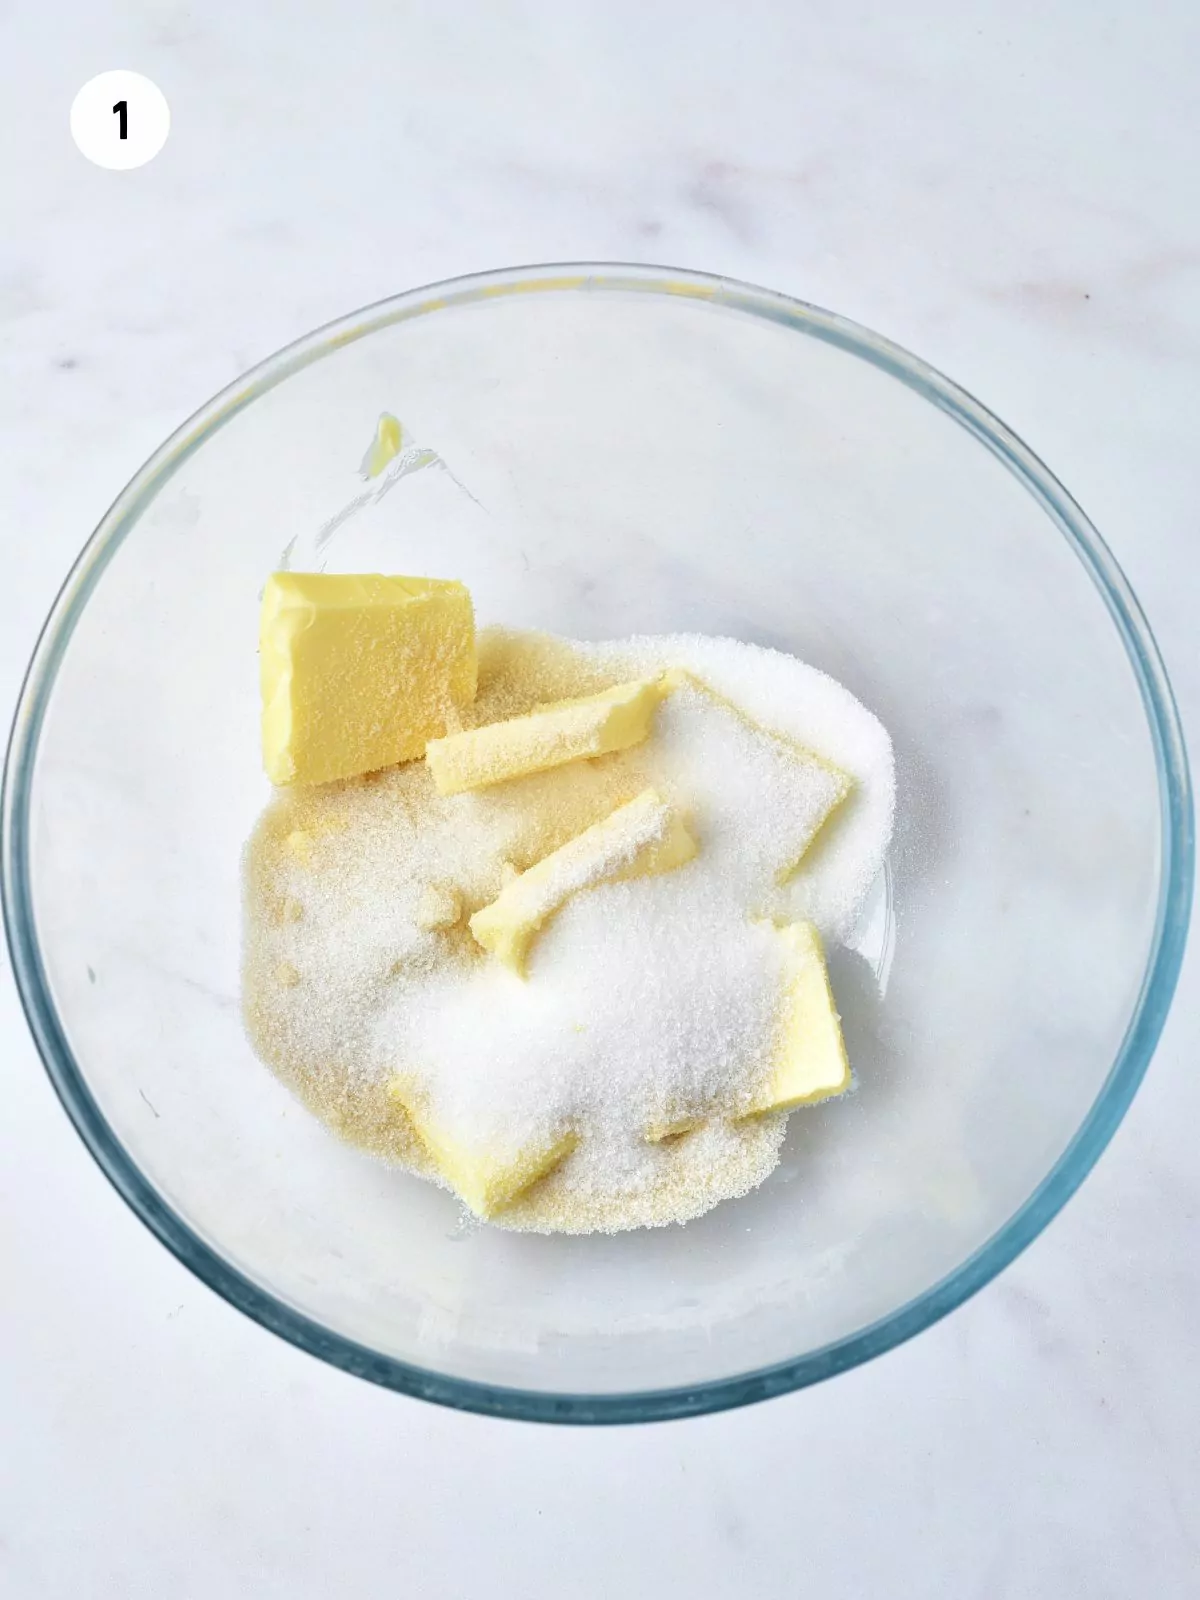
70 71 170 170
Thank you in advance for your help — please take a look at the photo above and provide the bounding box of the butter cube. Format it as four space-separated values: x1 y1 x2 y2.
260 572 476 786
388 1081 577 1218
469 789 697 976
744 921 850 1115
426 677 667 795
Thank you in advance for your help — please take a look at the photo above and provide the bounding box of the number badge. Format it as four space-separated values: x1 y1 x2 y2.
71 71 170 170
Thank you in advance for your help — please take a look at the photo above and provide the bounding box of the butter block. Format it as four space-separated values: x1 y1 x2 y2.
744 921 849 1115
469 788 697 976
260 572 476 786
426 677 668 795
388 1081 577 1217
663 668 853 882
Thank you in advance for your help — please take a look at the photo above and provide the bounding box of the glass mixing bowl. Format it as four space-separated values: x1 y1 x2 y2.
3 265 1192 1423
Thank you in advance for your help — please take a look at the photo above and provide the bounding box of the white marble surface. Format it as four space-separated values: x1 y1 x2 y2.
2 1 1197 1594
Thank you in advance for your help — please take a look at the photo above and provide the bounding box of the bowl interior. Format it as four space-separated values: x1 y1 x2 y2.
7 270 1185 1415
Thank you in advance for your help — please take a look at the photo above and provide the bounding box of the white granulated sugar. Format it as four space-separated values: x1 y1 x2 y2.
242 629 895 1232
390 873 789 1156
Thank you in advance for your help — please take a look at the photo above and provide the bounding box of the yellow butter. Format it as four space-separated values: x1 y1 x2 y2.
469 788 697 976
644 1111 706 1145
360 412 403 479
648 922 849 1142
663 669 853 881
744 921 850 1115
425 677 668 795
388 1080 577 1218
259 572 476 786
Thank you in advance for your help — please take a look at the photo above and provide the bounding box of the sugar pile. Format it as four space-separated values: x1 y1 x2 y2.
242 629 895 1232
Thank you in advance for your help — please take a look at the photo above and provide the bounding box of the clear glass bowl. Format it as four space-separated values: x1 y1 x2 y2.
3 264 1192 1423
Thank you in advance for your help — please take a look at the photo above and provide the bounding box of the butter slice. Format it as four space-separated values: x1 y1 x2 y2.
744 921 849 1115
260 572 476 786
648 922 849 1142
644 1111 707 1145
426 677 668 795
388 1081 577 1218
469 788 697 976
662 670 854 883
360 412 403 479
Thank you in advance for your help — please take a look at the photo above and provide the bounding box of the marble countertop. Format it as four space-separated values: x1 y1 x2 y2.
2 2 1197 1594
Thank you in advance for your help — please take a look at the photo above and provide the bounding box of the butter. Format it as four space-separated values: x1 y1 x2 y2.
426 677 668 795
360 412 403 479
469 788 697 976
663 668 853 881
260 572 476 786
644 1111 706 1145
744 921 849 1114
388 1080 577 1217
647 921 848 1141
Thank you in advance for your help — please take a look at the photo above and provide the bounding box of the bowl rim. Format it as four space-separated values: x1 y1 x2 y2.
3 261 1193 1424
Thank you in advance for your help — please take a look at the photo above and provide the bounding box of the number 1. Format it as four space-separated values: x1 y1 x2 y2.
113 100 128 140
